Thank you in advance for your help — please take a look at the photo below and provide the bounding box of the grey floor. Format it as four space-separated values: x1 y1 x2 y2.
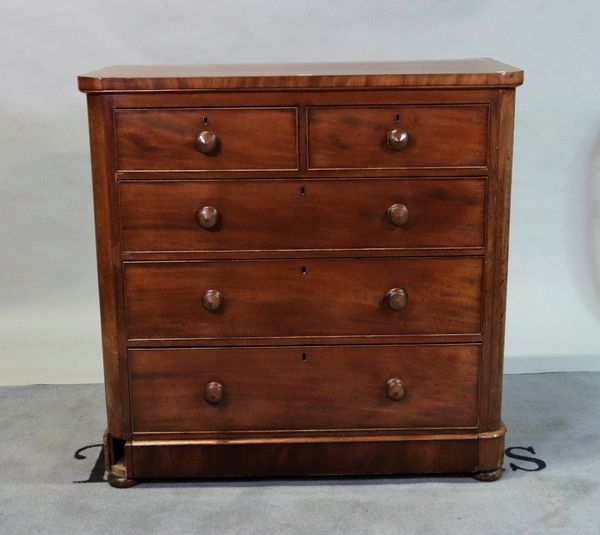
1 373 599 535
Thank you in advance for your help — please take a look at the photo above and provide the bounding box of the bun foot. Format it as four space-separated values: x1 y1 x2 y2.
473 467 503 482
108 471 139 488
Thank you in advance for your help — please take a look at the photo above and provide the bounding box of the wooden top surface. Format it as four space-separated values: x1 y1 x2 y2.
78 58 523 92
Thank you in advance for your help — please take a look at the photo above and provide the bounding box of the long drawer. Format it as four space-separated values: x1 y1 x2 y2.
129 344 480 433
123 257 483 342
119 178 485 253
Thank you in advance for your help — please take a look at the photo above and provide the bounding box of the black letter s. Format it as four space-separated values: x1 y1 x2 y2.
505 446 547 472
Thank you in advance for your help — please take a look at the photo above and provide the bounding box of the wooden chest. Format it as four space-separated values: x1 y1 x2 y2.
78 59 523 486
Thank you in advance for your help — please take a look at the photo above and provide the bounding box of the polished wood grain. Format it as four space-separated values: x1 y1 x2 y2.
129 345 479 433
123 257 483 342
120 334 484 350
79 60 521 484
485 90 517 431
111 88 496 110
127 426 506 479
78 59 523 92
308 105 488 170
85 95 130 439
111 88 498 182
115 108 298 171
118 178 485 253
128 435 480 479
478 424 507 475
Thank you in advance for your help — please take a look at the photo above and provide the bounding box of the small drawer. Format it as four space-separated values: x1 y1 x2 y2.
123 257 483 342
119 178 485 253
115 107 298 171
307 105 488 170
129 344 480 433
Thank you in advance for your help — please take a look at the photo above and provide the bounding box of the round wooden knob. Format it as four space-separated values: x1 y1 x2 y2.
386 203 409 227
386 288 408 310
202 289 223 311
386 377 406 401
386 129 409 151
196 206 219 229
195 130 218 154
204 381 224 404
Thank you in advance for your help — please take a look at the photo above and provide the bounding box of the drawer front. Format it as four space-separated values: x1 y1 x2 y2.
115 107 298 171
129 344 480 433
119 178 485 253
124 257 483 341
308 105 488 169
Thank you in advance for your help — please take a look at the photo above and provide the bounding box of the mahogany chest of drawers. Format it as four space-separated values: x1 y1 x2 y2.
78 59 523 487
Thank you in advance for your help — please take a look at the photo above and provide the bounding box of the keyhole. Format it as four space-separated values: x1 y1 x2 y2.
300 266 307 275
301 353 307 362
203 116 209 126
300 186 306 196
395 114 400 123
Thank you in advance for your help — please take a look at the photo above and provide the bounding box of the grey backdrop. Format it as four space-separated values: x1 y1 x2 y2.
1 1 599 385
